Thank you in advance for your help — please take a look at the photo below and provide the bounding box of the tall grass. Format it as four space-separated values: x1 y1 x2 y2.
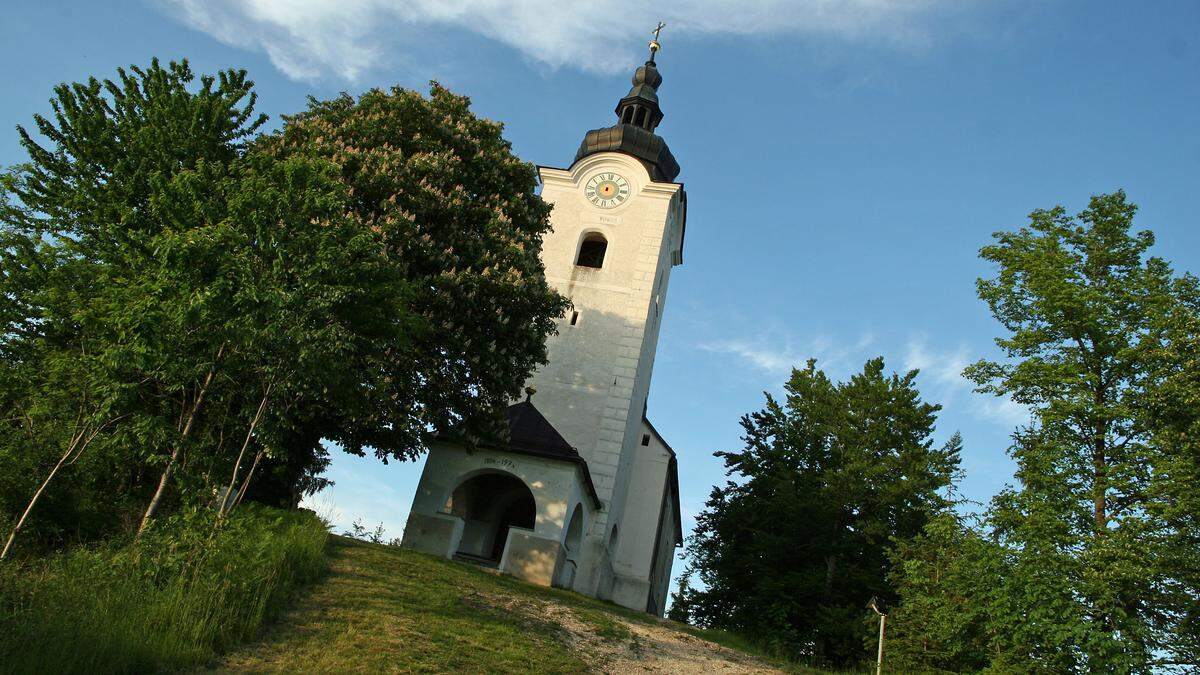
0 504 328 673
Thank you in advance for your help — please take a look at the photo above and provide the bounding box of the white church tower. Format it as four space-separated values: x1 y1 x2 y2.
402 27 685 616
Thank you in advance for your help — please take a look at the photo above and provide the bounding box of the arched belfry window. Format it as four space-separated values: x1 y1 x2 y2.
576 233 607 269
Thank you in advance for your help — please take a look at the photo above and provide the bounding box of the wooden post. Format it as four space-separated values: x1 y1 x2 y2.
876 613 887 675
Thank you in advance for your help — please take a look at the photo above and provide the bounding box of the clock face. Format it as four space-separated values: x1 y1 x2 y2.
585 172 630 209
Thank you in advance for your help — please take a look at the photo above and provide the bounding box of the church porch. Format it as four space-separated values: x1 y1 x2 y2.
401 439 599 590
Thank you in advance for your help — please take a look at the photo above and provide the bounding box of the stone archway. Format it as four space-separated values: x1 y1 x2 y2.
445 472 536 564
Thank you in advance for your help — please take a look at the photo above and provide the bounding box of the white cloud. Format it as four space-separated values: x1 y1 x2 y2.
903 336 1029 428
704 331 1029 428
974 394 1030 429
903 337 971 390
701 331 875 378
157 0 978 81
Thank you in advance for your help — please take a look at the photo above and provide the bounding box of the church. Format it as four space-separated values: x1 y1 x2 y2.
401 29 685 617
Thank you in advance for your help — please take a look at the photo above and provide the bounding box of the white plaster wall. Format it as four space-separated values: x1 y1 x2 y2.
611 424 671 581
606 418 677 613
533 153 684 599
405 442 582 542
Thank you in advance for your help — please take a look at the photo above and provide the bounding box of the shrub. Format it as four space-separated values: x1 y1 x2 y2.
0 504 327 673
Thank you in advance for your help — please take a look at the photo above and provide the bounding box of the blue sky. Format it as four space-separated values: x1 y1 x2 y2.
4 1 1198 567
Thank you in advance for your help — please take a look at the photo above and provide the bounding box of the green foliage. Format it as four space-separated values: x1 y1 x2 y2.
260 83 570 456
0 58 275 548
684 357 962 667
343 517 388 544
892 191 1200 672
886 512 1000 673
0 504 328 673
1140 307 1200 665
1 60 566 551
666 571 696 624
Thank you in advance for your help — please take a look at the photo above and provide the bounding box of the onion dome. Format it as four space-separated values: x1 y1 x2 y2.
574 28 679 182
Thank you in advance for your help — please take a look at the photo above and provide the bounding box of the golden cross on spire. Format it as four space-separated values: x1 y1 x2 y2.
648 21 666 62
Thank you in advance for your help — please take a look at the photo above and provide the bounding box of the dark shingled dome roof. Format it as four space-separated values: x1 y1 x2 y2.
575 125 679 182
574 58 680 182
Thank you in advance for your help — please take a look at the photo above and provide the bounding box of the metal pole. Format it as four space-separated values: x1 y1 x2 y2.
875 613 886 675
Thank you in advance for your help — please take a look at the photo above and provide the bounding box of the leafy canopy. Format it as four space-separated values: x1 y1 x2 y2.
890 191 1200 672
0 61 568 552
260 84 570 459
681 357 961 666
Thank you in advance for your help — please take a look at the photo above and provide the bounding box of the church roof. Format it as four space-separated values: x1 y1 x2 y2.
478 400 603 510
575 124 680 183
574 54 680 182
504 400 577 459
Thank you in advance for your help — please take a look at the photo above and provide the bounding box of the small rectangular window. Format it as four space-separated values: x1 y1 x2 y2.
570 311 579 326
641 434 651 446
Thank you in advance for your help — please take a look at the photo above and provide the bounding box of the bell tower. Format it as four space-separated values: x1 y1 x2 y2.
401 25 685 616
526 26 686 607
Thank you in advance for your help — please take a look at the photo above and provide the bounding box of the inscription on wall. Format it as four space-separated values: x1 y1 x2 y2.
582 214 622 227
483 456 517 470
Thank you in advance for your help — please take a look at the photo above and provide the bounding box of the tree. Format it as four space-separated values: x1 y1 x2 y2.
886 512 1001 673
258 84 570 460
666 571 696 624
684 358 962 666
1141 303 1200 665
1 65 569 552
962 191 1200 671
0 59 271 547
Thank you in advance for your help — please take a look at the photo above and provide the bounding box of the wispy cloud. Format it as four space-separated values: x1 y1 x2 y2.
903 337 971 390
704 330 1028 428
974 395 1030 429
157 0 982 81
701 331 875 378
903 336 1029 428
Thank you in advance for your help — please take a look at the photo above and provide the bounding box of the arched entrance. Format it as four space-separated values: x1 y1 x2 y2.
445 472 536 564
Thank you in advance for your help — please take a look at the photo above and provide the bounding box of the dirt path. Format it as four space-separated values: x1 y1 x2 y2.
207 537 781 674
474 589 780 674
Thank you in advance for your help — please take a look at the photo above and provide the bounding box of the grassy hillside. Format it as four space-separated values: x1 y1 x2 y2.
212 535 830 674
0 506 327 674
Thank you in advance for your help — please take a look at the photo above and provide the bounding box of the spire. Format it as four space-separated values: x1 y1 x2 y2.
573 22 680 182
615 22 667 132
648 21 665 64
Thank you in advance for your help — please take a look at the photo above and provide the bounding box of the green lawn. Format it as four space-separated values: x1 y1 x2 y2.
210 536 831 674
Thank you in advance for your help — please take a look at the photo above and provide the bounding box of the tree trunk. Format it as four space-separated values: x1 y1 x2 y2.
1 426 89 560
232 448 265 511
219 386 270 517
138 348 222 533
1093 437 1107 534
